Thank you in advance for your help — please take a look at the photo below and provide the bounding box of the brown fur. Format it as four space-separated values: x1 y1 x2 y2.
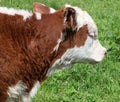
0 7 88 101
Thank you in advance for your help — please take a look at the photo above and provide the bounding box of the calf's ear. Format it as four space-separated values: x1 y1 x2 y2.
33 2 55 14
63 7 77 31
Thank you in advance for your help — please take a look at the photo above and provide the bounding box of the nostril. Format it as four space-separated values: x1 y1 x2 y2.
104 50 107 55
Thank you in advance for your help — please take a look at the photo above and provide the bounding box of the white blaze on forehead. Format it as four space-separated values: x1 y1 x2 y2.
65 5 98 37
0 7 32 20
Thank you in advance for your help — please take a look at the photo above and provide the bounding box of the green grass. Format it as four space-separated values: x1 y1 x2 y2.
0 0 120 102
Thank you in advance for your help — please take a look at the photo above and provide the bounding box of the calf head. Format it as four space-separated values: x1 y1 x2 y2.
47 5 107 75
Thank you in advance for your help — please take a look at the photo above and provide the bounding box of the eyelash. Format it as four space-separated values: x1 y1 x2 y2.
89 34 97 39
89 34 94 38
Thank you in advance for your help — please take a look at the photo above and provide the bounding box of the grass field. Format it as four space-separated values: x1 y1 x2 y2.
0 0 120 102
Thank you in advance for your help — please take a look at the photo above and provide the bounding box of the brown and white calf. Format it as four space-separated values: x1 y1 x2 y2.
0 3 107 102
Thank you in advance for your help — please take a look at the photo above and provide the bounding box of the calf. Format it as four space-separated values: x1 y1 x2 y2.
0 3 107 102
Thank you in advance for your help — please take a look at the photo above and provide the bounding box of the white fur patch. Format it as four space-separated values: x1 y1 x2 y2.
7 81 41 102
50 8 56 13
29 81 40 98
53 33 64 51
53 38 62 51
35 12 42 20
0 7 32 20
7 81 28 102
